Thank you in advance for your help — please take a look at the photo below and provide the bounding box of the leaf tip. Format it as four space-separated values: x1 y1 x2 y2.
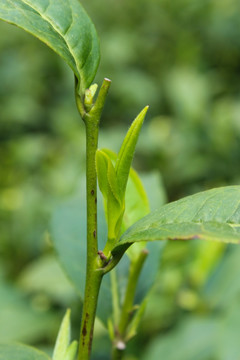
134 105 149 127
142 105 149 116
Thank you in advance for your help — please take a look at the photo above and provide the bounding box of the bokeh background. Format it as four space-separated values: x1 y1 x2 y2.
1 0 240 359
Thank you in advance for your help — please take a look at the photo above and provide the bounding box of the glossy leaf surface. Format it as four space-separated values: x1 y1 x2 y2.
113 186 240 256
0 0 100 92
0 343 50 360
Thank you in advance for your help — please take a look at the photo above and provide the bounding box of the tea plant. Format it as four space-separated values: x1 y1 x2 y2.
1 1 240 360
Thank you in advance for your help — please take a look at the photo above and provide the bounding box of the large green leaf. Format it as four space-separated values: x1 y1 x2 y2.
0 280 58 343
53 310 77 360
113 186 240 256
142 316 218 360
0 0 100 92
203 245 240 308
142 297 240 360
51 185 111 324
0 343 50 360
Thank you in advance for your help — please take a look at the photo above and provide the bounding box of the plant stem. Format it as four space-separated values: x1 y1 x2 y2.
112 348 123 360
78 119 101 360
111 269 120 325
76 78 111 360
112 249 148 360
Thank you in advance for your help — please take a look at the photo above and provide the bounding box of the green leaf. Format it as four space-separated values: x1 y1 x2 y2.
53 309 77 360
113 186 240 256
18 254 77 305
53 309 71 360
99 148 151 233
142 298 240 360
123 167 150 233
65 341 78 360
0 343 50 360
51 185 112 325
115 106 148 200
96 149 123 243
142 316 218 360
97 148 151 256
96 150 110 200
0 280 58 343
123 167 150 260
0 0 100 92
203 245 240 308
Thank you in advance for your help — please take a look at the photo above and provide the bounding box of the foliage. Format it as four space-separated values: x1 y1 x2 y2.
0 1 240 360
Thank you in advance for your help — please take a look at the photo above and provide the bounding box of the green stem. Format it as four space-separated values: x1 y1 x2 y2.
112 348 124 360
77 120 100 360
111 269 120 325
76 78 111 360
112 249 148 360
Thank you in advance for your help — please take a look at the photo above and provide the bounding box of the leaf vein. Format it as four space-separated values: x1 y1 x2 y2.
226 201 240 222
191 193 218 220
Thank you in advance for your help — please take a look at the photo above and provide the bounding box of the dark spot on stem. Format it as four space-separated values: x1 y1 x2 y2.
82 322 87 337
82 313 89 339
93 230 96 238
88 330 93 354
91 189 94 195
95 197 97 204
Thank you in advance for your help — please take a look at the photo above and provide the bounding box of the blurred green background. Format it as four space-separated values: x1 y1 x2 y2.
1 0 240 359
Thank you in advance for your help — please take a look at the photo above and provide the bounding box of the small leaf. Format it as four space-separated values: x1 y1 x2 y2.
96 149 123 244
53 309 71 360
97 148 150 254
106 154 121 203
0 0 100 93
65 341 78 360
96 150 110 200
115 106 149 200
53 309 77 360
104 149 150 233
0 343 50 360
113 186 240 257
123 167 150 260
